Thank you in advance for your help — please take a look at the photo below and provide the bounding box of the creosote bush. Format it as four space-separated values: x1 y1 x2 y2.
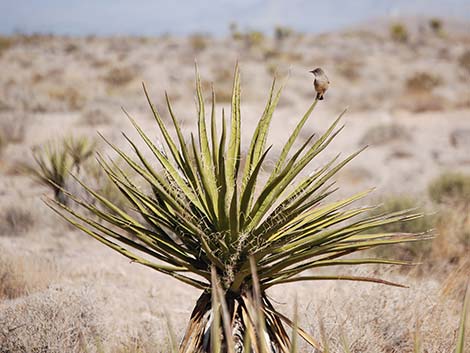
428 172 470 205
390 23 408 43
47 66 427 352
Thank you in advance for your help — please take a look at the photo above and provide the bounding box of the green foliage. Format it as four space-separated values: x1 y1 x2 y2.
274 26 293 41
390 23 409 43
66 136 96 172
246 31 265 47
47 66 426 351
25 136 95 204
429 18 443 35
428 172 470 205
367 196 432 259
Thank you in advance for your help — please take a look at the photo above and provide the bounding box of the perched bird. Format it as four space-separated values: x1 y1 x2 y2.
309 68 329 100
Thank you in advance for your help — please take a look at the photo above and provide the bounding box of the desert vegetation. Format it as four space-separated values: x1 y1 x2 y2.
0 17 469 353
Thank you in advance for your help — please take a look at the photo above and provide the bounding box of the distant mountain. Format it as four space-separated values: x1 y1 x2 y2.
1 0 469 36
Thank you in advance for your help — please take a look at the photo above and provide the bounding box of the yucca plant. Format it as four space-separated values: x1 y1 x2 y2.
65 136 96 173
26 140 75 205
46 66 427 352
25 136 95 205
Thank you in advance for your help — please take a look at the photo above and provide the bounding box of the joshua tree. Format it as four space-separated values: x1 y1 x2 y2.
47 66 426 352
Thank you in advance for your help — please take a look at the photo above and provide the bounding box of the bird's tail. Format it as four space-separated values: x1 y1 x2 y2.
316 92 324 100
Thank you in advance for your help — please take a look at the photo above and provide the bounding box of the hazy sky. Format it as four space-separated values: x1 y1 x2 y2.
1 0 469 36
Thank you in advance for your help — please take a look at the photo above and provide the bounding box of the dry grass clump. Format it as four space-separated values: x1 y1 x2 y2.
336 60 361 81
428 172 470 205
0 205 35 236
398 92 446 113
47 86 87 111
103 66 136 87
390 23 409 43
398 72 446 112
0 253 56 300
360 123 411 146
405 72 442 93
308 278 467 353
433 205 470 261
0 35 14 56
189 34 208 53
0 113 27 154
458 50 470 75
0 285 105 353
80 106 112 126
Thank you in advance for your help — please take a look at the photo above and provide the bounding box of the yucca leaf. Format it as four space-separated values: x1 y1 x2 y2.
455 283 469 353
270 100 320 179
265 274 407 288
225 63 241 199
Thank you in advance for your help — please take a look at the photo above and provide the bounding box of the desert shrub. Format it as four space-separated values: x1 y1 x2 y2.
47 86 87 110
360 123 411 146
0 113 27 150
429 18 443 35
229 22 243 40
336 60 361 81
0 205 34 236
274 26 293 41
80 106 112 126
398 91 446 113
367 196 433 259
189 34 208 53
428 172 470 205
458 50 470 74
0 286 105 353
103 66 136 86
246 30 265 48
0 35 14 56
390 23 409 43
405 72 442 93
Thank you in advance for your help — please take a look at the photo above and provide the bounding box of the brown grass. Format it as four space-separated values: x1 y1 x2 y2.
0 205 35 236
0 253 57 300
0 285 105 353
103 66 136 87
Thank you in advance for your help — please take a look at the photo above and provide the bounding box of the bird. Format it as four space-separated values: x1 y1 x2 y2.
309 68 329 100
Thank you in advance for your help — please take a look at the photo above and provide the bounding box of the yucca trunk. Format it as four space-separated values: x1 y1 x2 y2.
180 290 290 353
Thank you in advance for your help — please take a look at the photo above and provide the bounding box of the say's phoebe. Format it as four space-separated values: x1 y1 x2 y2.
310 68 329 100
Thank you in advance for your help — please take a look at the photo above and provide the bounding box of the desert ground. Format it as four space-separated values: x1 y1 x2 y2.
0 18 469 352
